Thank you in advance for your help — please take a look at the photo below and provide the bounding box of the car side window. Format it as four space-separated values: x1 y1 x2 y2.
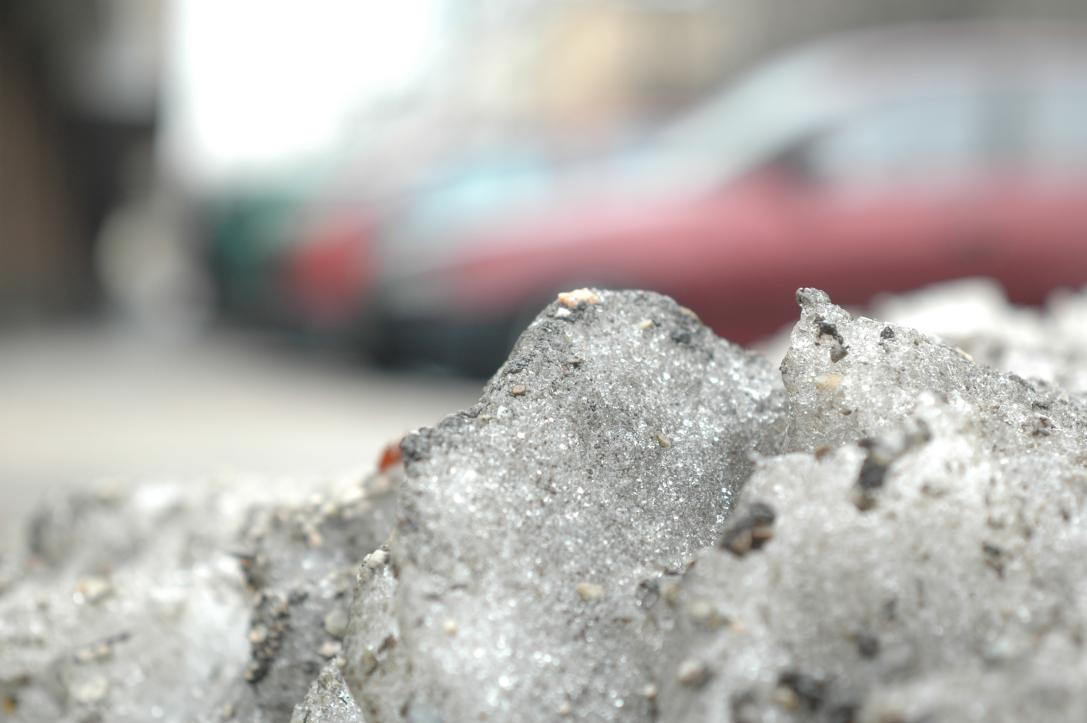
804 94 985 192
1024 85 1087 177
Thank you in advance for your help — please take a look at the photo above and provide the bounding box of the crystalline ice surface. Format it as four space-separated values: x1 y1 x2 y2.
347 290 786 721
6 283 1087 723
654 288 1087 722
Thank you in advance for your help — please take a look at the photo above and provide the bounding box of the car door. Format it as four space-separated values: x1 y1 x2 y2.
783 90 1003 305
978 83 1087 303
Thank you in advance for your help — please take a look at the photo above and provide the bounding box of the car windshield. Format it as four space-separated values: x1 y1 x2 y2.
802 81 1087 192
632 43 881 189
1024 84 1087 176
804 92 985 190
640 27 1087 189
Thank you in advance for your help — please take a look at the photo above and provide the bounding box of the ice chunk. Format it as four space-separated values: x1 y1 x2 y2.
225 471 397 720
290 663 365 723
655 290 1087 722
0 471 396 723
8 284 1087 722
873 279 1087 396
345 289 786 721
0 479 258 723
781 287 1085 451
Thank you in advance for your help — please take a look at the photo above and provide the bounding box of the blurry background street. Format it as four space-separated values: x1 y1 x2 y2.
3 0 1087 546
0 327 477 546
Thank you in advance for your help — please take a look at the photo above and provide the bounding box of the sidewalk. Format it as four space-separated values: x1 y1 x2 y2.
0 325 479 548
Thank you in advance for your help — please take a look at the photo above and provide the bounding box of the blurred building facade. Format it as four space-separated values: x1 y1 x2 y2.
0 0 162 321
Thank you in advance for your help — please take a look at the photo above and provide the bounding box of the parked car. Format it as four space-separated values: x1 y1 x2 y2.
284 22 1087 375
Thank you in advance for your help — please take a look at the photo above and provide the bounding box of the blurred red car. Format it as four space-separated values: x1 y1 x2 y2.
287 22 1087 374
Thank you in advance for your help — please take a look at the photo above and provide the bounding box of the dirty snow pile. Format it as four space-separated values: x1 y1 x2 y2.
3 282 1087 723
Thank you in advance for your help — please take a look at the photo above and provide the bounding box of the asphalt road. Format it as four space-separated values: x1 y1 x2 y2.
0 325 480 549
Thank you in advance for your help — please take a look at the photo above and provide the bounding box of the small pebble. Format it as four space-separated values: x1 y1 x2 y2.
71 674 109 705
662 582 681 606
720 501 777 557
74 641 115 664
576 582 605 602
671 329 692 345
324 607 349 638
688 599 727 629
855 633 880 658
510 385 527 397
774 685 800 710
688 599 713 622
359 650 378 675
676 659 710 687
74 576 112 605
778 670 827 711
364 549 389 569
678 306 700 321
557 288 600 308
377 441 404 472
